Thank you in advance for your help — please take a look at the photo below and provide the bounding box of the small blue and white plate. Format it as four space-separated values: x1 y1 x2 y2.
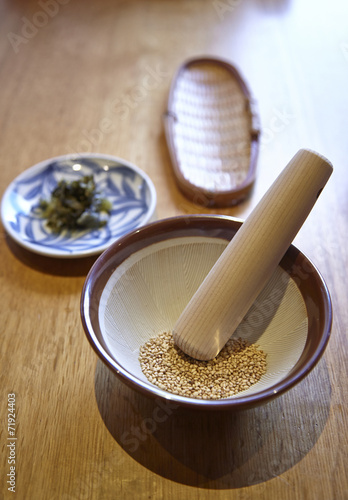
1 153 157 258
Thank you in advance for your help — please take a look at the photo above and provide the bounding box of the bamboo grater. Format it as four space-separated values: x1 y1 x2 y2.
164 57 260 207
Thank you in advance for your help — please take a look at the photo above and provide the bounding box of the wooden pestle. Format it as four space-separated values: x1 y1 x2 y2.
172 149 333 360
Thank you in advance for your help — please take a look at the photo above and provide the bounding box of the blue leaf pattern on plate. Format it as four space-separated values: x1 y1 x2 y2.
24 183 44 201
24 218 35 239
121 178 136 199
2 156 155 256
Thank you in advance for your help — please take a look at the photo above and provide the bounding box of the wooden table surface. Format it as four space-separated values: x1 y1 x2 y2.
1 0 347 499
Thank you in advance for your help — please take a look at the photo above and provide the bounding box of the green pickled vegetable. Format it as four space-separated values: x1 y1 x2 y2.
37 175 112 233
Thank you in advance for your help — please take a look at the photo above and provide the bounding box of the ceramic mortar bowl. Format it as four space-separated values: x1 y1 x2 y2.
80 215 332 411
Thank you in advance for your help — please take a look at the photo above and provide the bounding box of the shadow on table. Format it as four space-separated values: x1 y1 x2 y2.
94 358 331 489
4 233 97 276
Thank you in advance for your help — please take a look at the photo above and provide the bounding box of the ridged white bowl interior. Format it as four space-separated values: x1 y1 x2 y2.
98 236 308 399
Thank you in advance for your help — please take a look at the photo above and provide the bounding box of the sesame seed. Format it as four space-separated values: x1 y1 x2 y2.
138 332 267 400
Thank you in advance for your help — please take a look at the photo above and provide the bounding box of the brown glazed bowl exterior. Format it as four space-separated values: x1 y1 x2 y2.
80 215 332 411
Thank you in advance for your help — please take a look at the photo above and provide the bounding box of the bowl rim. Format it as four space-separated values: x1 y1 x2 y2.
80 214 332 410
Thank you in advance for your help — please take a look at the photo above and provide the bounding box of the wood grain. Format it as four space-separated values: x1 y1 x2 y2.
0 0 347 499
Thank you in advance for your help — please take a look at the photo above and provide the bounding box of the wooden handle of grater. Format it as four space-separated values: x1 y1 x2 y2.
172 149 333 360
